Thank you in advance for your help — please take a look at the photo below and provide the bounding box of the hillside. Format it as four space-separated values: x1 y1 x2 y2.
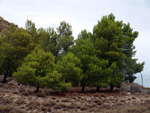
0 15 148 113
0 16 10 33
0 16 18 34
0 76 150 113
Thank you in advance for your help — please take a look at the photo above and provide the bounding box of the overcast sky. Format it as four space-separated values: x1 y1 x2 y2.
0 0 150 79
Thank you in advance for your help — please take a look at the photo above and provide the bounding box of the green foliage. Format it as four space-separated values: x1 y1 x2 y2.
38 27 60 56
56 53 82 86
0 14 144 92
37 21 74 55
92 14 125 88
25 19 38 44
0 24 34 82
70 37 95 91
92 13 144 88
13 48 54 88
57 21 74 52
86 55 109 88
70 32 109 91
108 63 124 88
78 29 92 40
45 71 72 91
13 48 71 91
70 38 95 72
121 23 145 82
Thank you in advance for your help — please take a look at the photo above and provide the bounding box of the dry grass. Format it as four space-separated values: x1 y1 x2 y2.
16 99 26 105
21 91 29 96
0 104 25 113
1 78 150 113
0 97 25 113
27 100 41 110
42 99 57 107
35 92 46 97
98 103 150 113
61 98 71 102
0 98 12 104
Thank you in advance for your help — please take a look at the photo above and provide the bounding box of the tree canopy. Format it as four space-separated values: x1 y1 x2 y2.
57 21 74 53
92 13 144 89
0 13 144 92
0 24 34 82
56 53 83 86
13 48 71 92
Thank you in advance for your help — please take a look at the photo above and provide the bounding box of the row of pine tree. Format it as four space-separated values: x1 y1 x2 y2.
0 14 144 92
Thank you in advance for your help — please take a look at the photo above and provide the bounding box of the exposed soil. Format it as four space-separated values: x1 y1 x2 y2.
0 76 150 113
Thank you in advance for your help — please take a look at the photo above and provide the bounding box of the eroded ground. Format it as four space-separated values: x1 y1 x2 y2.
0 78 150 113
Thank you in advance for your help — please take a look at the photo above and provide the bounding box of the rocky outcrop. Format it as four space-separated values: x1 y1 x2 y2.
0 16 10 34
120 82 150 94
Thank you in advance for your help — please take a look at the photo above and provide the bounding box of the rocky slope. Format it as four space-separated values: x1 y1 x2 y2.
0 76 150 113
0 16 10 33
0 16 18 34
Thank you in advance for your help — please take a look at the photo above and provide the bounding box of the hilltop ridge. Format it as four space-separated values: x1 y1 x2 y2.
0 16 18 34
0 16 11 33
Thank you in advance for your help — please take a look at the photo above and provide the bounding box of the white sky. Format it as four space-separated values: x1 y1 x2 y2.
0 0 150 76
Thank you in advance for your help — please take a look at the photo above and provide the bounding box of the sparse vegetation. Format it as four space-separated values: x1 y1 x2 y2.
0 80 150 112
35 92 46 97
0 104 25 113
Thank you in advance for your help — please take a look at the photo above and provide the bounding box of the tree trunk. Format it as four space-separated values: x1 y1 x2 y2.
110 86 114 91
81 83 85 92
2 71 8 83
81 81 83 86
9 70 12 77
35 85 40 93
96 85 100 92
2 74 7 83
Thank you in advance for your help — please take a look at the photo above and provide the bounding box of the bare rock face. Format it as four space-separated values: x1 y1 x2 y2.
0 16 10 33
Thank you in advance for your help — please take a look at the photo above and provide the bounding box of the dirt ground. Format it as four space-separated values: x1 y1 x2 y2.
0 76 150 113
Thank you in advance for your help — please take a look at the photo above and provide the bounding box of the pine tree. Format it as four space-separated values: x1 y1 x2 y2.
13 48 71 92
0 24 34 82
56 53 83 86
57 21 74 53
